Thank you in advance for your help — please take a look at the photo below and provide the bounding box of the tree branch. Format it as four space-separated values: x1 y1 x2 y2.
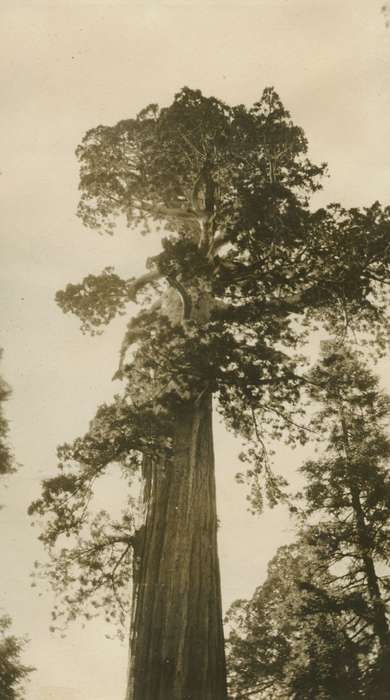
126 269 162 301
166 276 192 320
211 292 303 323
231 678 279 698
135 200 197 221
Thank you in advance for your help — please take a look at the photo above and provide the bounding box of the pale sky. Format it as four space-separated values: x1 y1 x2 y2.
1 2 390 699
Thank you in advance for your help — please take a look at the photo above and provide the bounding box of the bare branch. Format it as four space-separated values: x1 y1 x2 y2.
166 276 192 320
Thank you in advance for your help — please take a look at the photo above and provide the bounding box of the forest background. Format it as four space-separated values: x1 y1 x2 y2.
1 2 390 699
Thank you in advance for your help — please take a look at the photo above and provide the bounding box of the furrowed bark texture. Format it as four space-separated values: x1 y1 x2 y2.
125 393 227 700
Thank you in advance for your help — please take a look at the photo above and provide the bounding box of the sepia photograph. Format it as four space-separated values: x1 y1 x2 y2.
1 2 390 698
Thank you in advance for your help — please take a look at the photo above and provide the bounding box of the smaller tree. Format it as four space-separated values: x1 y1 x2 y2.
299 346 390 697
0 617 33 700
226 347 390 698
226 542 363 699
0 354 34 699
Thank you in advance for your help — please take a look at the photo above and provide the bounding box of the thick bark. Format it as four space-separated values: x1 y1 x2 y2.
125 393 227 700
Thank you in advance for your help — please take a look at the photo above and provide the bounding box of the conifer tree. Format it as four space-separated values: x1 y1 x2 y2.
300 347 390 697
226 542 363 699
29 87 390 699
0 617 33 700
227 347 390 698
0 355 34 699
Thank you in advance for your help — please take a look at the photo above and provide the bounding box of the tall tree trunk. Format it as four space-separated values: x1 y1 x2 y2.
125 393 227 700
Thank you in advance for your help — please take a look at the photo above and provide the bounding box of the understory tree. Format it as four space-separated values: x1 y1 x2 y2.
300 348 390 697
226 348 390 699
29 87 390 700
226 542 363 700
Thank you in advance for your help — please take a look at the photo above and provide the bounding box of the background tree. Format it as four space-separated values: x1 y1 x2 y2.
0 350 13 479
299 346 390 697
0 616 33 700
226 347 390 698
29 87 390 700
0 353 34 699
226 541 363 699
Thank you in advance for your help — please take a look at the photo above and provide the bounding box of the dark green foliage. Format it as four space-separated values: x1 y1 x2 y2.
75 87 323 236
0 617 34 700
299 348 390 696
0 368 34 698
226 543 363 699
31 87 390 632
55 267 131 334
300 347 390 570
226 349 390 698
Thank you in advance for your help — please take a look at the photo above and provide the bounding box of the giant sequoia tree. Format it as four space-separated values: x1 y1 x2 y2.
29 88 390 699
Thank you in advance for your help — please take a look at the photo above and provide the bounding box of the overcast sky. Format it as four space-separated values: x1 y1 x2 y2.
1 2 390 699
